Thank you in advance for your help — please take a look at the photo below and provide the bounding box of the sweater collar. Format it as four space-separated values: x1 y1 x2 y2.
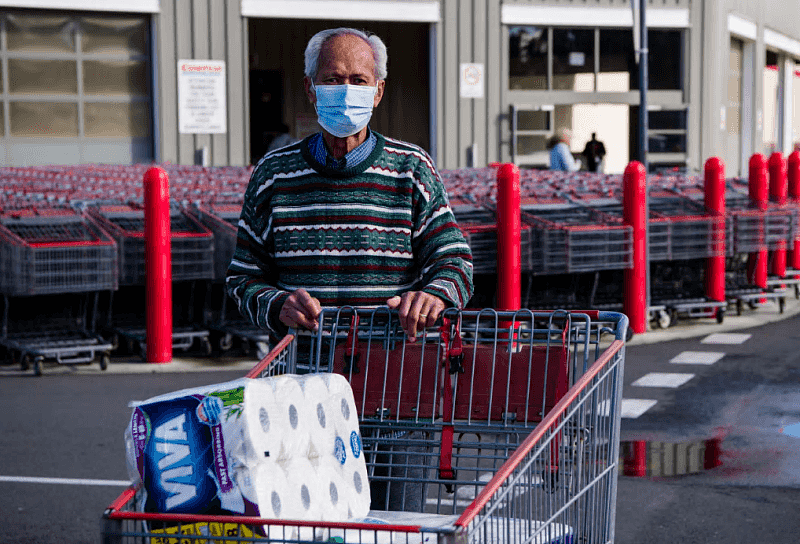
301 131 385 177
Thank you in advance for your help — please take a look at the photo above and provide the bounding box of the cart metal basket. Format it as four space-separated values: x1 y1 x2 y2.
189 202 272 356
0 207 118 296
89 204 215 286
103 307 627 544
520 200 632 274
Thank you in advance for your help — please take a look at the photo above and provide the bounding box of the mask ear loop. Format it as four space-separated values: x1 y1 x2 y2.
310 80 320 116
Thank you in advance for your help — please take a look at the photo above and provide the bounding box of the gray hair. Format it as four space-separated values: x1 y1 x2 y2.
304 27 388 81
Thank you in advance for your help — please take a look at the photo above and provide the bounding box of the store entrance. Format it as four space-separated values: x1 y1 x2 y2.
249 69 285 163
248 18 431 165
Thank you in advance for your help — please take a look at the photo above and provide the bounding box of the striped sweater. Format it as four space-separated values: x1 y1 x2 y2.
226 132 474 336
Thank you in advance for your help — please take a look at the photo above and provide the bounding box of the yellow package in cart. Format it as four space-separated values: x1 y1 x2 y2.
150 521 257 544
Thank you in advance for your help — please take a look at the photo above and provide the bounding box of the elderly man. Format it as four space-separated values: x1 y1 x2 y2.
226 27 473 342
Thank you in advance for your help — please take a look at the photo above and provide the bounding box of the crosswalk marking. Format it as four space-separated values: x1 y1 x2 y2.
601 399 658 419
0 475 132 487
701 333 751 345
670 351 725 365
632 372 695 388
620 399 658 418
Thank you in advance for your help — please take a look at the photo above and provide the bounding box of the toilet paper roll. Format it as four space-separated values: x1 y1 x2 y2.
320 472 346 521
249 461 291 520
317 455 367 520
301 374 338 454
346 459 371 518
332 406 365 466
241 379 282 463
280 456 326 521
325 373 358 405
271 376 313 461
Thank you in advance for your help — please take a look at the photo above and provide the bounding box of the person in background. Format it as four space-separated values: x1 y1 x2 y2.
581 132 607 173
226 27 474 512
547 127 581 171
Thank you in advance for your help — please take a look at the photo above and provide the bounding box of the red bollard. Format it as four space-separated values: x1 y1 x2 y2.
788 151 800 272
704 158 726 304
768 152 787 277
623 440 648 477
496 163 521 345
623 161 648 334
747 154 768 288
144 167 172 363
496 163 521 313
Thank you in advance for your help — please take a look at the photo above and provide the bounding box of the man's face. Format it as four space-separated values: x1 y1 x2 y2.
305 34 385 109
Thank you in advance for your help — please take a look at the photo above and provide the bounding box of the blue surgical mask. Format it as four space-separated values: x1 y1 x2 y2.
312 82 377 138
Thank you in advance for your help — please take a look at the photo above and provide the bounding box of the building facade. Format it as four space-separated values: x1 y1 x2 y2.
0 0 797 177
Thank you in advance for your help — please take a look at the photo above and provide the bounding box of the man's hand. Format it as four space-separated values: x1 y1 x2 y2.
386 292 446 342
279 289 322 331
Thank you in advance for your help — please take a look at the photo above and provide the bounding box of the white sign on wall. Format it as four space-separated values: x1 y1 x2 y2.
460 63 485 99
178 60 227 134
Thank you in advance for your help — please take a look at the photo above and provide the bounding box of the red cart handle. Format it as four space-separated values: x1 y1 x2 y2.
438 317 461 487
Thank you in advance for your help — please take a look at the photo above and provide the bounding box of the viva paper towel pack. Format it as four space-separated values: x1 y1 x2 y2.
125 373 371 522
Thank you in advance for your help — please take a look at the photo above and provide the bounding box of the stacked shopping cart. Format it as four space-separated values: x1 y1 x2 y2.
189 201 272 358
0 206 117 375
88 203 216 359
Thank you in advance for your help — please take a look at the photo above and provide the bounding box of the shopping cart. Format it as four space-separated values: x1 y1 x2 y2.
581 192 729 327
724 185 795 313
0 207 117 375
88 204 215 358
189 201 272 358
519 199 632 275
103 307 627 543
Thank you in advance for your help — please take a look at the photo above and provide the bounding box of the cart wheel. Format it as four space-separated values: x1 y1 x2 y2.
20 353 30 371
779 297 786 314
736 300 743 316
656 310 671 329
795 285 799 300
110 334 119 351
748 300 758 310
219 333 233 352
625 326 634 342
716 308 725 324
139 344 147 361
100 354 110 371
33 357 43 377
202 338 213 356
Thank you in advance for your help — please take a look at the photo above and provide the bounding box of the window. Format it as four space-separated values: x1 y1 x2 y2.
552 28 595 92
646 109 688 169
1 11 151 142
510 105 552 161
510 26 685 92
631 30 683 91
509 26 548 90
599 29 634 92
